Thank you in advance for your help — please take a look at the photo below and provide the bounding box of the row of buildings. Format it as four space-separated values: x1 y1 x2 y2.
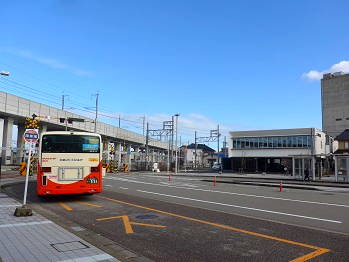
225 72 349 181
180 72 349 181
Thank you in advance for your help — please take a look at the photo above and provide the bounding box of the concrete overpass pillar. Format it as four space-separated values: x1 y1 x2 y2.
17 124 26 163
2 118 14 165
126 144 132 169
41 124 47 133
133 146 140 164
117 143 122 169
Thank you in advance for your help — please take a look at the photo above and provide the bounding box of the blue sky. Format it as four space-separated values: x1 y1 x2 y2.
1 0 349 145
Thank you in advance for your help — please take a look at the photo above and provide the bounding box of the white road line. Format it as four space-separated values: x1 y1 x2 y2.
137 190 342 224
57 253 118 262
142 175 202 181
0 221 53 228
105 177 349 208
119 187 128 190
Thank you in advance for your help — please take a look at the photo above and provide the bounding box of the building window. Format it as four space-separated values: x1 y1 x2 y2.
268 137 273 148
336 118 342 121
292 136 298 147
272 137 278 148
345 142 349 149
287 137 292 147
232 135 312 149
233 139 237 148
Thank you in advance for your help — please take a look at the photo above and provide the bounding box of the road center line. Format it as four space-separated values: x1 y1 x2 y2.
105 177 349 208
137 189 342 224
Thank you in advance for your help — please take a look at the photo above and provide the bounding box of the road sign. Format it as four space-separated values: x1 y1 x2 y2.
24 129 39 143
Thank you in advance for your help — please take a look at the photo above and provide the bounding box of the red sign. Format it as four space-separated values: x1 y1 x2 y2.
24 129 39 143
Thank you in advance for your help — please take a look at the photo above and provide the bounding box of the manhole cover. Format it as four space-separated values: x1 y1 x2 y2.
51 241 89 252
136 214 158 219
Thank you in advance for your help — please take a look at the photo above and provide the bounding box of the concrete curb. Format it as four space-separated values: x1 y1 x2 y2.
201 179 322 191
140 173 349 188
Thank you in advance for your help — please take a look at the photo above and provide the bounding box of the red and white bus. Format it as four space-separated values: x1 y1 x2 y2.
37 131 103 195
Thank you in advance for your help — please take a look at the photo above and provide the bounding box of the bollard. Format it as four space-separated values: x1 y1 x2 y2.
168 175 171 182
279 181 283 192
213 176 216 186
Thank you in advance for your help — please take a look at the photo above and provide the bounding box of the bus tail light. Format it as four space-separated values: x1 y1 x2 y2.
91 166 99 172
42 167 51 173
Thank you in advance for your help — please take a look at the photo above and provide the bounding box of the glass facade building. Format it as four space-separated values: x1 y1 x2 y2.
232 135 311 149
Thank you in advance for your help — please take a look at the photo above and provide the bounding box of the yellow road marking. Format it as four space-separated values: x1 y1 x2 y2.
58 202 72 211
290 248 330 262
97 195 330 262
131 222 167 228
96 216 121 221
76 201 102 208
118 215 134 234
96 215 166 234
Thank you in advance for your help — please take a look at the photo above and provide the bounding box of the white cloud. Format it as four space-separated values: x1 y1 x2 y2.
303 60 349 81
3 48 92 76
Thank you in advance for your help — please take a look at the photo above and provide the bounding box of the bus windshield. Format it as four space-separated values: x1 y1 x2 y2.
42 135 100 153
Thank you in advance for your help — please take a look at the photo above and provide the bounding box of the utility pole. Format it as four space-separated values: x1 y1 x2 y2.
217 124 220 163
179 135 182 171
118 115 121 128
146 117 174 173
194 131 197 169
167 135 170 173
61 95 68 110
145 122 149 170
171 115 174 166
174 114 179 174
94 93 99 133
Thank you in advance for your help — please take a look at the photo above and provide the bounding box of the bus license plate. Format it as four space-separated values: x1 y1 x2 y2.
86 177 98 184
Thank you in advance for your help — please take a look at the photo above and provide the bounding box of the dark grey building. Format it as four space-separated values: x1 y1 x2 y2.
321 72 349 137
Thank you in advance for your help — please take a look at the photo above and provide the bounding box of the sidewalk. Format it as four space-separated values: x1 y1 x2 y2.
0 176 120 262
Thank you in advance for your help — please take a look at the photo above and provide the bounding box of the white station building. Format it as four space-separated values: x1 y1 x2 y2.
228 128 335 180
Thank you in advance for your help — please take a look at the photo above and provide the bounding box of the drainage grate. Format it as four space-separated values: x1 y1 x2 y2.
51 241 89 252
136 214 159 220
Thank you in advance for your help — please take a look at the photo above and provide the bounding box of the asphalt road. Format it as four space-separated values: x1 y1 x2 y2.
5 173 349 262
103 174 349 235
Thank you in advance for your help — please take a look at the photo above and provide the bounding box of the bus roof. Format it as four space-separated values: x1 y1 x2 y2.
41 131 101 137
